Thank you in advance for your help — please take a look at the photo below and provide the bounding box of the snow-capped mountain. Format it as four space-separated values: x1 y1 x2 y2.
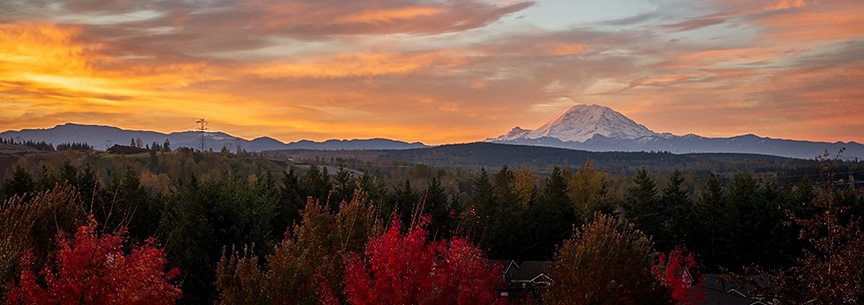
489 126 531 141
490 104 656 142
488 104 864 160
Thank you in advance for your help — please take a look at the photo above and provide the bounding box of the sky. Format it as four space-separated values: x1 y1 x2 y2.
0 0 862 144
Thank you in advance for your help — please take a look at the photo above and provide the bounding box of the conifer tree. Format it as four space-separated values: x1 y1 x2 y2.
625 168 661 242
358 170 387 206
525 167 577 260
391 180 418 227
275 167 302 237
463 169 494 245
58 160 77 187
332 166 357 210
36 165 57 192
660 170 692 251
2 166 34 201
697 173 726 267
422 177 449 239
76 164 99 209
302 164 331 206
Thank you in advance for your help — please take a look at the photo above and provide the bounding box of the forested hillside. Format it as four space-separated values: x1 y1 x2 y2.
1 148 862 304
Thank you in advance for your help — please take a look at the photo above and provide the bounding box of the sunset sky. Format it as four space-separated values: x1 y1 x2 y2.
1 0 863 144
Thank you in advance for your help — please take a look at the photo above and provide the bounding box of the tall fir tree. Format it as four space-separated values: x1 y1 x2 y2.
697 173 727 269
659 169 692 251
625 168 661 243
275 167 303 238
422 177 450 239
525 167 577 260
465 168 494 246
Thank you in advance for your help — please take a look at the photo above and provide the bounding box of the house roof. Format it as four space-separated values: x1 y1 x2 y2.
512 261 548 282
490 260 551 284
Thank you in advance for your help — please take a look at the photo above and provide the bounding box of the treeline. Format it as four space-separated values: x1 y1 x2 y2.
0 138 92 151
0 151 862 303
269 142 840 177
127 137 172 152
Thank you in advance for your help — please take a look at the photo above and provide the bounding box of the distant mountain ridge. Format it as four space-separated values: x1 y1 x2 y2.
488 104 864 160
0 123 427 152
265 142 827 175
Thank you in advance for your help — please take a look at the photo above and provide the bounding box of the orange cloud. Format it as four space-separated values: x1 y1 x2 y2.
0 22 498 144
764 0 806 11
0 23 282 136
246 51 460 79
662 46 789 69
756 8 864 42
335 7 446 24
0 22 214 100
543 42 591 56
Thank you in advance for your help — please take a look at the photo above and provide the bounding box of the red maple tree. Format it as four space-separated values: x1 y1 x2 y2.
5 215 181 305
653 246 705 305
343 216 503 305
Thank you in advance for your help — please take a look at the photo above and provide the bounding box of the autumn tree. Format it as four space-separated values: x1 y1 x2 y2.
544 213 672 304
342 216 503 305
0 186 84 296
653 246 705 305
5 215 181 304
215 195 380 304
512 166 536 208
566 161 615 221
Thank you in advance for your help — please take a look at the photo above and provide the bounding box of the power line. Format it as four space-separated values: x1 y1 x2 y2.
196 118 208 152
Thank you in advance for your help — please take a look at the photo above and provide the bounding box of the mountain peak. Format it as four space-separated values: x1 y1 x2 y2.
495 104 656 143
487 126 532 141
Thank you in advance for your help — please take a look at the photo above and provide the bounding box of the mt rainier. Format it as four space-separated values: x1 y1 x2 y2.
487 104 864 160
491 104 656 142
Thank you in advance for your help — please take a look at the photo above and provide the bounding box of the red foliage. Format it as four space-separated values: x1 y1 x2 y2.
653 246 705 305
5 215 181 305
343 216 503 305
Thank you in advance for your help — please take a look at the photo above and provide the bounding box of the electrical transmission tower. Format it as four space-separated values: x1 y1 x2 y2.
196 118 208 152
